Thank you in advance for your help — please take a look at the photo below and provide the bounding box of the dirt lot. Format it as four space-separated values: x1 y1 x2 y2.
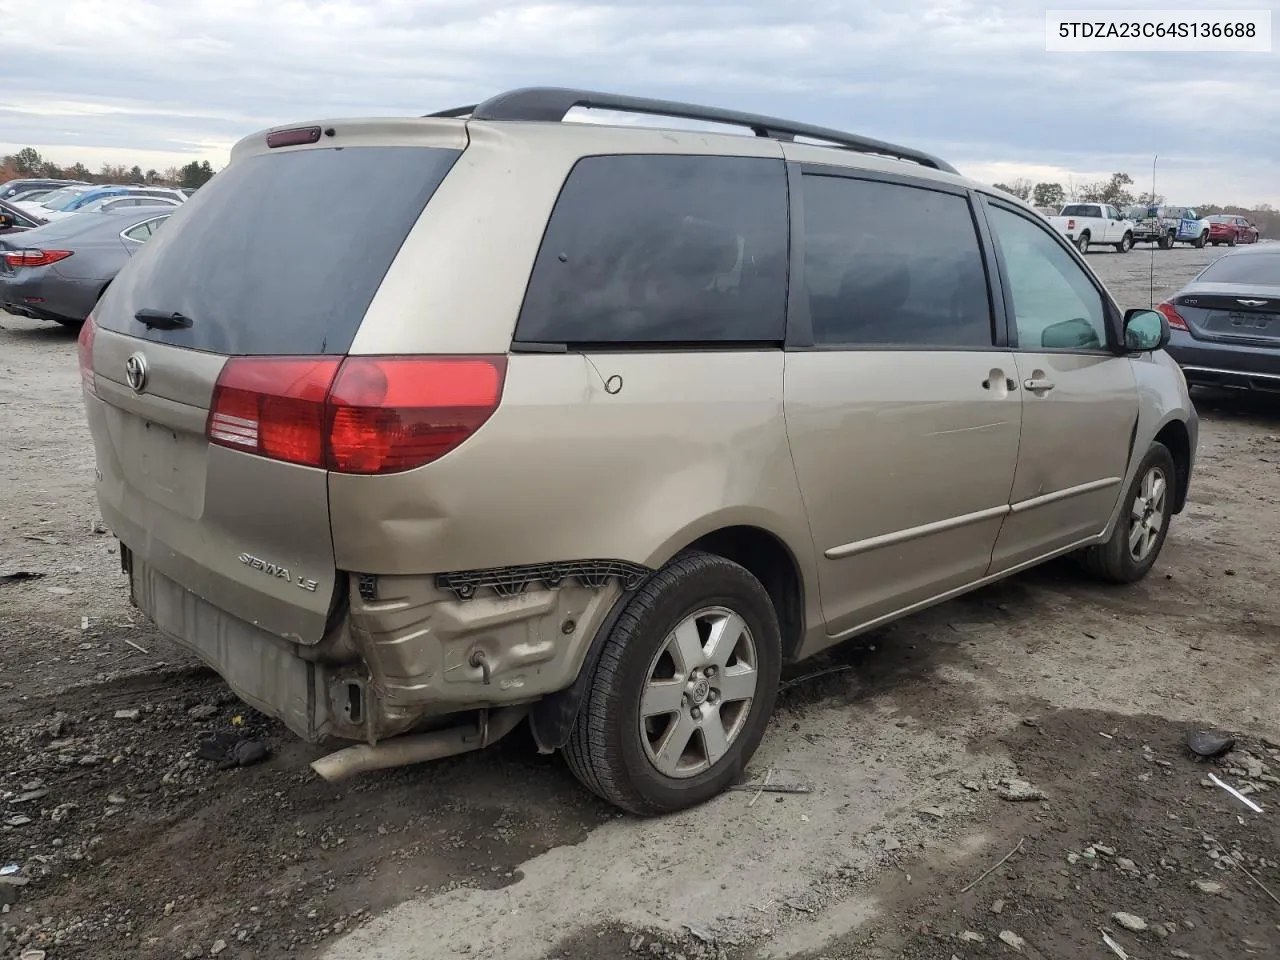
2 244 1278 960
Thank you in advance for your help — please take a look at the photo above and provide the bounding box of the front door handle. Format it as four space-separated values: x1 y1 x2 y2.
1024 377 1055 393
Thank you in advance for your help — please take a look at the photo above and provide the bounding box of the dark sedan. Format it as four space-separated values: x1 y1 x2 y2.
0 206 172 327
1160 245 1280 394
0 197 46 234
1207 214 1260 247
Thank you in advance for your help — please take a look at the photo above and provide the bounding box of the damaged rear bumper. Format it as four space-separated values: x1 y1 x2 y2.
122 544 632 746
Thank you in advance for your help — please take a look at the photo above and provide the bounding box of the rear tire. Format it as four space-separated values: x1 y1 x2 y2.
563 551 782 815
1158 233 1173 250
1193 232 1208 249
1076 232 1090 254
1076 442 1176 584
1228 235 1237 247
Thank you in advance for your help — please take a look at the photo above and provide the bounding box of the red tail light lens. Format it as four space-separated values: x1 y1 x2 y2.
207 355 507 474
1067 218 1076 230
208 358 340 467
1157 301 1188 331
327 357 507 474
3 249 73 268
78 315 97 395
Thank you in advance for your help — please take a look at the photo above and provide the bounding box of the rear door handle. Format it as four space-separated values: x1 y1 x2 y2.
1023 378 1055 393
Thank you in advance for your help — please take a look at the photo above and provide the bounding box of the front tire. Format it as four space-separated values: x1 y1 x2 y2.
1076 232 1090 254
1228 235 1237 247
1115 232 1133 253
1077 442 1176 584
563 551 782 815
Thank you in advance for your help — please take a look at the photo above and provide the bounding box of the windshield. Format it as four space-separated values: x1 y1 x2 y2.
1198 253 1280 286
95 144 462 355
40 187 92 211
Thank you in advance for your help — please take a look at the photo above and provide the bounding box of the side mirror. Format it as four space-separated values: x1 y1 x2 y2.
1042 317 1103 350
1123 308 1169 352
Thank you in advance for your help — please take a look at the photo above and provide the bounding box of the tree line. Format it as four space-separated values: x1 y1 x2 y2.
1 147 216 191
991 172 1276 237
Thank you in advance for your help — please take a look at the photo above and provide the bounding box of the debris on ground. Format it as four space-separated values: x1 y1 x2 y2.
998 929 1026 950
195 732 271 769
0 571 44 584
997 779 1047 802
1187 729 1237 758
1111 912 1147 932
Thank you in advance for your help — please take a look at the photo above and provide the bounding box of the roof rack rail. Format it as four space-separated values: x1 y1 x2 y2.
424 86 957 174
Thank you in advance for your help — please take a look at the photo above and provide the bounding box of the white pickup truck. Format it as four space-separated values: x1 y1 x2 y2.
1045 203 1136 254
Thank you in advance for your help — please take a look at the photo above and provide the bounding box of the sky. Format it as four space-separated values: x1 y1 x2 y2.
1 0 1276 206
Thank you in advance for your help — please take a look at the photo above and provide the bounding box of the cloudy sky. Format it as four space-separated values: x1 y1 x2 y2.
2 0 1276 205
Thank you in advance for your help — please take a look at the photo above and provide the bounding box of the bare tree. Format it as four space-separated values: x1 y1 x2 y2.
992 178 1033 202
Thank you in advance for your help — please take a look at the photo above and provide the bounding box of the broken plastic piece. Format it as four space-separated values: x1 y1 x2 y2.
1208 773 1264 813
1101 931 1130 960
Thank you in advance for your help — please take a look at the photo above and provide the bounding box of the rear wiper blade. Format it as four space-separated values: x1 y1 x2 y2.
134 308 193 330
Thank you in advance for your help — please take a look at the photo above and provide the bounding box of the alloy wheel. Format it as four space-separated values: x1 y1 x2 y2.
1128 466 1167 562
639 606 759 779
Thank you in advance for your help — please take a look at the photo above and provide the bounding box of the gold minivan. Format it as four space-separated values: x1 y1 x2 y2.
79 88 1197 814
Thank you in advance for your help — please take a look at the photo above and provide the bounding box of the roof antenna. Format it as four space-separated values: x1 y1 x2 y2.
1148 154 1158 309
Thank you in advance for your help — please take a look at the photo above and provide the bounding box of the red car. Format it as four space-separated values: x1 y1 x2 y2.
1207 214 1260 246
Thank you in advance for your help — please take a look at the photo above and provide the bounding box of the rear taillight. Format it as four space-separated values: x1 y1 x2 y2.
1157 301 1188 331
78 315 97 394
207 356 507 474
3 248 72 268
1067 218 1076 230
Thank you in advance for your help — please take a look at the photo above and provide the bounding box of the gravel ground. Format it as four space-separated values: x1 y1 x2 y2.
1 244 1277 960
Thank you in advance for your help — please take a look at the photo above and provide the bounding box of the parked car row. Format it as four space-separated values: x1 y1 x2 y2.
0 177 87 202
1041 201 1263 254
0 204 174 327
12 183 186 221
0 175 190 327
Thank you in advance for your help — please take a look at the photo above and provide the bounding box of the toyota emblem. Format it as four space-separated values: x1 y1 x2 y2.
124 352 149 393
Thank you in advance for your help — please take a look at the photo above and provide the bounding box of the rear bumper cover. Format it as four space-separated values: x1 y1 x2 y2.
0 270 100 323
126 545 326 740
122 546 624 745
1167 331 1280 392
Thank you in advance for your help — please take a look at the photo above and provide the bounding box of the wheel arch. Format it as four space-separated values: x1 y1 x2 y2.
1154 417 1192 515
529 515 816 753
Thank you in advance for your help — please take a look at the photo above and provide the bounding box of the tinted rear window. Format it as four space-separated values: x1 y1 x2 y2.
1060 205 1100 217
95 145 461 355
1198 253 1280 285
515 154 789 345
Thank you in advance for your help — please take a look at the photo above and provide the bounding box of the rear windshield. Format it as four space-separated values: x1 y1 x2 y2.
1060 204 1100 217
1197 253 1280 286
94 145 462 355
